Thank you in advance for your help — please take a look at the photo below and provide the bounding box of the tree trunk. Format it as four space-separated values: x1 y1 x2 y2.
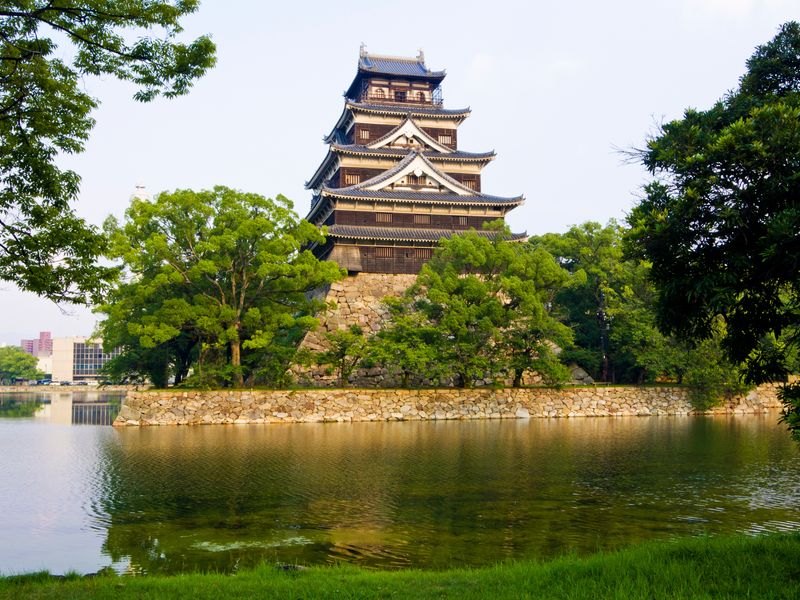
512 369 523 388
231 336 244 388
457 372 467 388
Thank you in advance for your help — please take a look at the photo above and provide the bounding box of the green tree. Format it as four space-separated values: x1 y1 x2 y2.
98 187 343 388
531 221 630 382
0 346 42 383
365 298 445 388
405 226 571 388
0 2 216 303
315 325 368 387
626 22 800 435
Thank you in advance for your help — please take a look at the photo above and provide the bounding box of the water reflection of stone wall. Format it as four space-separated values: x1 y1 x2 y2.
115 384 784 426
97 417 800 573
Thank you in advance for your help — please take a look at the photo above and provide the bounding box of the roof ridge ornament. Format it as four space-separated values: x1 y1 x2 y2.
360 42 367 58
417 48 425 64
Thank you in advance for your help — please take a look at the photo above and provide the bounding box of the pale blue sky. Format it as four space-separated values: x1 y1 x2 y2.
1 0 797 344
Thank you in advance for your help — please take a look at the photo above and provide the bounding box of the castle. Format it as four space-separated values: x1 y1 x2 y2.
298 48 525 385
304 47 525 273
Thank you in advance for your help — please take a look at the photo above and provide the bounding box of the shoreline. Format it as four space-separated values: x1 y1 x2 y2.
2 533 798 599
114 383 785 426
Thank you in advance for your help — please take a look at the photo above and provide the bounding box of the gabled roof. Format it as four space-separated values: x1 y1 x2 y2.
345 49 446 99
306 188 524 223
305 145 496 191
326 224 528 243
336 151 476 196
322 101 470 145
368 116 452 153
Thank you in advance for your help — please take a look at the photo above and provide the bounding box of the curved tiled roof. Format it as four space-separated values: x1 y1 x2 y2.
331 144 495 161
331 151 483 197
305 145 495 191
344 51 447 99
323 188 523 205
347 101 470 118
326 224 527 243
359 55 445 78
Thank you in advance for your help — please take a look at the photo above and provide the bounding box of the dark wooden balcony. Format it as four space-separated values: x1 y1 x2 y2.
360 91 444 108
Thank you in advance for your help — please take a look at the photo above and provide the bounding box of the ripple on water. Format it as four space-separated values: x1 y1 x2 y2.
192 536 313 552
2 413 800 575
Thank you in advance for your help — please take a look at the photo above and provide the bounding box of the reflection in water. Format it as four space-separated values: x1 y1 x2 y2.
0 391 122 425
1 409 799 575
90 415 800 574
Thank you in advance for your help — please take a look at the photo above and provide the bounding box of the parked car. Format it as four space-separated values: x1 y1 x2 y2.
59 381 71 386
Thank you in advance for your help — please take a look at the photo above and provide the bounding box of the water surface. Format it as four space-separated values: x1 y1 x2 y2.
1 391 798 575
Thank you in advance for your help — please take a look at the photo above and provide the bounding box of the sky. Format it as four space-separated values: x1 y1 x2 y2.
1 0 797 344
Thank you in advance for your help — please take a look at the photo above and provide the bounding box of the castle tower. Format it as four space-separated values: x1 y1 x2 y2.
304 49 525 274
298 49 526 385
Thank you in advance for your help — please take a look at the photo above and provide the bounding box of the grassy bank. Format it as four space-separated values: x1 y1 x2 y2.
2 534 799 599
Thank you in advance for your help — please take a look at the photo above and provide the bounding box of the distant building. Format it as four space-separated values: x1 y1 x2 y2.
51 337 121 383
20 331 52 357
36 355 53 379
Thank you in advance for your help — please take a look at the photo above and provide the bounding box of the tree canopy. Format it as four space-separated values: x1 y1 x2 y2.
97 187 343 388
0 1 216 303
0 346 42 383
626 22 800 432
371 226 571 388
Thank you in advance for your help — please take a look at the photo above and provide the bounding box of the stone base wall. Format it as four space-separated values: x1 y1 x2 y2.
114 383 785 426
295 273 417 387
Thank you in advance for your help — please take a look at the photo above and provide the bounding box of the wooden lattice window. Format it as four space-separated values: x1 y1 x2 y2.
344 173 361 185
394 90 406 102
463 179 477 190
438 133 452 145
414 248 432 259
375 213 393 223
416 91 425 102
375 247 393 258
359 129 370 141
457 216 468 226
413 214 431 224
373 88 385 98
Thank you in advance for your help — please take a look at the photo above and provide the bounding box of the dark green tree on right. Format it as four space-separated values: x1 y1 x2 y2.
626 22 800 437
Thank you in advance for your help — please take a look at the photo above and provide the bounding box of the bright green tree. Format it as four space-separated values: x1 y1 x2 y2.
0 2 216 303
365 298 446 388
626 22 800 435
0 347 42 383
315 325 368 387
531 221 630 382
98 187 344 388
404 226 571 388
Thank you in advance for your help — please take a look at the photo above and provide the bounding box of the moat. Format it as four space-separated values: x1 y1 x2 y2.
1 391 799 575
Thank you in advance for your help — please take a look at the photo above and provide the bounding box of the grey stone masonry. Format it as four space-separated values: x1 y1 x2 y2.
114 383 786 426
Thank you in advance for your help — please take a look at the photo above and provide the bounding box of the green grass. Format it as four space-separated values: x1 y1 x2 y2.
2 534 799 599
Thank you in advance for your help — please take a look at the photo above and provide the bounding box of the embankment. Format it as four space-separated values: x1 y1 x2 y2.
114 383 785 426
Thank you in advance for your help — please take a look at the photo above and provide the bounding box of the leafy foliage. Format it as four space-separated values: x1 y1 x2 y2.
97 187 343 387
0 346 42 382
365 298 447 388
373 226 571 388
315 325 368 387
0 1 216 302
626 22 800 431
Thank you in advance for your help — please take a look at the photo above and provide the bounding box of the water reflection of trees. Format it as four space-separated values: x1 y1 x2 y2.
95 416 800 574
